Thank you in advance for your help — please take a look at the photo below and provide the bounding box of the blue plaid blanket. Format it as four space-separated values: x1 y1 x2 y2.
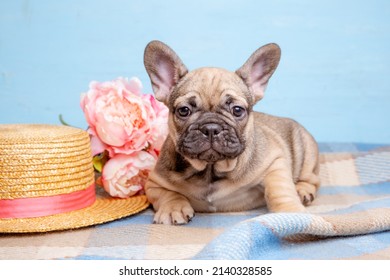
1 143 390 260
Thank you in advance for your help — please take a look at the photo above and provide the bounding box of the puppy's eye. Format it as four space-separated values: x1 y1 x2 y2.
176 106 191 118
232 106 246 118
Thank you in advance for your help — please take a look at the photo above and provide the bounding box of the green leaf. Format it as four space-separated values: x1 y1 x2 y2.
92 151 109 173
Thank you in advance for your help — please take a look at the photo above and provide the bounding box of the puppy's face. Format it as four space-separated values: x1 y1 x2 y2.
144 41 280 168
169 68 251 163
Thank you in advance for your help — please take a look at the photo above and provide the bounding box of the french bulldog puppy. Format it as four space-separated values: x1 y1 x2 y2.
144 40 320 225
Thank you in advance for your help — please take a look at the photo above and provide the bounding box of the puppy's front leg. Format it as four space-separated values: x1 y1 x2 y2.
145 177 194 225
263 159 306 213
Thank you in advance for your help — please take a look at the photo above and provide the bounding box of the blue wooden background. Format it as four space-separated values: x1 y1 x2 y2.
1 0 389 143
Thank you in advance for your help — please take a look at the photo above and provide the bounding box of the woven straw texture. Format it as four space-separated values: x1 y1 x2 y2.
0 124 150 233
0 124 94 199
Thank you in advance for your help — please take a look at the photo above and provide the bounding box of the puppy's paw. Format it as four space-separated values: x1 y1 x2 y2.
153 200 195 225
296 182 317 206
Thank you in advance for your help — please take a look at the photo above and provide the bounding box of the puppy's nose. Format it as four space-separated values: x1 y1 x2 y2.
200 123 222 138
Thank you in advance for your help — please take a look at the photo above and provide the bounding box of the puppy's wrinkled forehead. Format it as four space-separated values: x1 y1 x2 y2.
170 67 253 109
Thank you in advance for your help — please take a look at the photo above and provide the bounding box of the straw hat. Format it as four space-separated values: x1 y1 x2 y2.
0 124 149 233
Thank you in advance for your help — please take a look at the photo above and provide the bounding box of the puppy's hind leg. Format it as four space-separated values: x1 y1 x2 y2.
296 180 319 206
263 158 306 213
295 132 321 206
295 157 320 206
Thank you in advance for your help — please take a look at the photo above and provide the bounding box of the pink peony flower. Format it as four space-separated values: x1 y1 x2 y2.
80 76 169 198
88 130 107 156
101 151 156 198
143 94 169 152
80 77 167 157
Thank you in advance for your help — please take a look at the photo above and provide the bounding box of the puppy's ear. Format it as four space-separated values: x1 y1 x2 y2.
236 43 281 102
144 41 188 104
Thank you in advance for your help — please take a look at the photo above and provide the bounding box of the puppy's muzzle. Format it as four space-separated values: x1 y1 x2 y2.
179 119 244 162
199 123 223 140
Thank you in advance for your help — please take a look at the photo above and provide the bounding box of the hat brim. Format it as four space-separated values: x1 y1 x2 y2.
0 192 150 233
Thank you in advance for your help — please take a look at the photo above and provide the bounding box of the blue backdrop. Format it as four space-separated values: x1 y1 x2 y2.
1 0 389 143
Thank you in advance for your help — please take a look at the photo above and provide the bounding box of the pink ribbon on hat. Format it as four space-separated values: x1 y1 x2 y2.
0 184 96 219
